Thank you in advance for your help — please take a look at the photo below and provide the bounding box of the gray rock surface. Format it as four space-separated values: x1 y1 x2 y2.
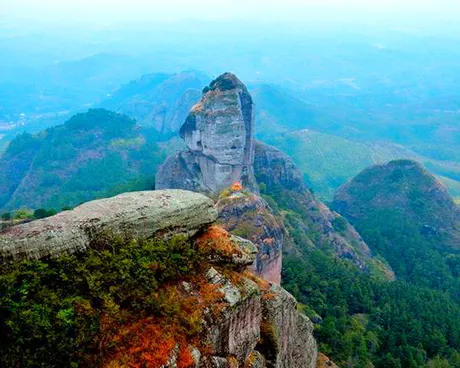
205 268 262 363
216 192 284 285
0 190 217 261
201 269 318 367
261 285 318 368
156 73 258 193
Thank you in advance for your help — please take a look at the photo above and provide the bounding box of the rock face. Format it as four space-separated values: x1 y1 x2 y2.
216 192 284 285
260 284 318 368
156 72 258 193
254 141 394 278
196 261 317 367
332 159 460 249
0 190 217 261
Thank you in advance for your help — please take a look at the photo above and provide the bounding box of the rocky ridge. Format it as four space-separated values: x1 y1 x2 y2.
254 141 393 277
0 190 318 367
0 190 217 261
156 72 393 279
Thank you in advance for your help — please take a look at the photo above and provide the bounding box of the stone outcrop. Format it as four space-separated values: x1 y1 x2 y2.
1 188 318 367
0 190 217 261
254 141 394 278
216 192 284 285
197 268 317 368
156 72 258 193
155 72 392 279
259 284 318 368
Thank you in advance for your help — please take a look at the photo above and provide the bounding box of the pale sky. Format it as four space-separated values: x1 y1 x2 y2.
2 0 460 23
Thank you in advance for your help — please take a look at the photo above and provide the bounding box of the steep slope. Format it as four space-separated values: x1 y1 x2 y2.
254 141 393 278
332 160 460 287
156 72 392 280
0 109 168 212
101 71 210 134
0 190 318 367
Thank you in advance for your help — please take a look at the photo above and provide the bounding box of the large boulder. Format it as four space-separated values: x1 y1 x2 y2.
156 73 258 194
0 190 217 261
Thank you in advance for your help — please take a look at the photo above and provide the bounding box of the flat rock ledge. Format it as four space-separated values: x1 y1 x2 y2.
0 190 217 262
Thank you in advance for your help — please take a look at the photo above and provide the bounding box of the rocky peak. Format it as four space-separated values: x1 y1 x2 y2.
156 72 257 194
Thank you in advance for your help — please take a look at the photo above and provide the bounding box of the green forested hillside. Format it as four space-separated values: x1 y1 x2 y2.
0 109 170 212
276 160 460 367
264 130 460 201
259 174 460 367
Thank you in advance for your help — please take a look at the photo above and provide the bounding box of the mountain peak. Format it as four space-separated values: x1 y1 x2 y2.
333 159 460 249
207 72 248 93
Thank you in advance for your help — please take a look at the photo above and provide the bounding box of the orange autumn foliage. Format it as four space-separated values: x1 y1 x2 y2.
177 347 195 368
196 225 241 258
100 277 226 368
231 181 243 192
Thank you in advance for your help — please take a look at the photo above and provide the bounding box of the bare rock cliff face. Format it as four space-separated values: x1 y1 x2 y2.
156 73 258 193
216 192 284 285
0 190 217 262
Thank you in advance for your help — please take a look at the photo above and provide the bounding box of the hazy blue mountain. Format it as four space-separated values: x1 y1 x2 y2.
100 71 210 134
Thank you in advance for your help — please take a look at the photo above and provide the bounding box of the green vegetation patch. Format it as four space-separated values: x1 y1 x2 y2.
0 234 202 367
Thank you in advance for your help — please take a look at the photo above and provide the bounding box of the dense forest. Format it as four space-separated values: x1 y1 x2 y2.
261 183 460 368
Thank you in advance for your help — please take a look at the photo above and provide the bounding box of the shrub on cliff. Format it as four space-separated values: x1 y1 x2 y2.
0 234 208 367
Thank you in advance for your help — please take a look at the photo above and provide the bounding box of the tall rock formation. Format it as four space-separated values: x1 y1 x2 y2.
156 72 393 280
156 72 258 193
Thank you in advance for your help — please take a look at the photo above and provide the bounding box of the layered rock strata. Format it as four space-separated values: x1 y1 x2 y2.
156 72 258 193
216 192 284 285
0 190 217 261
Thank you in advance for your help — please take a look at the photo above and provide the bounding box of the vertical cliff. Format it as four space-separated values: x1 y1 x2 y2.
156 73 257 193
216 192 284 285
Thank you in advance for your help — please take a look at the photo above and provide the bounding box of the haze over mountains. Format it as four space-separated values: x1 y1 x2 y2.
2 17 460 201
2 6 460 366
